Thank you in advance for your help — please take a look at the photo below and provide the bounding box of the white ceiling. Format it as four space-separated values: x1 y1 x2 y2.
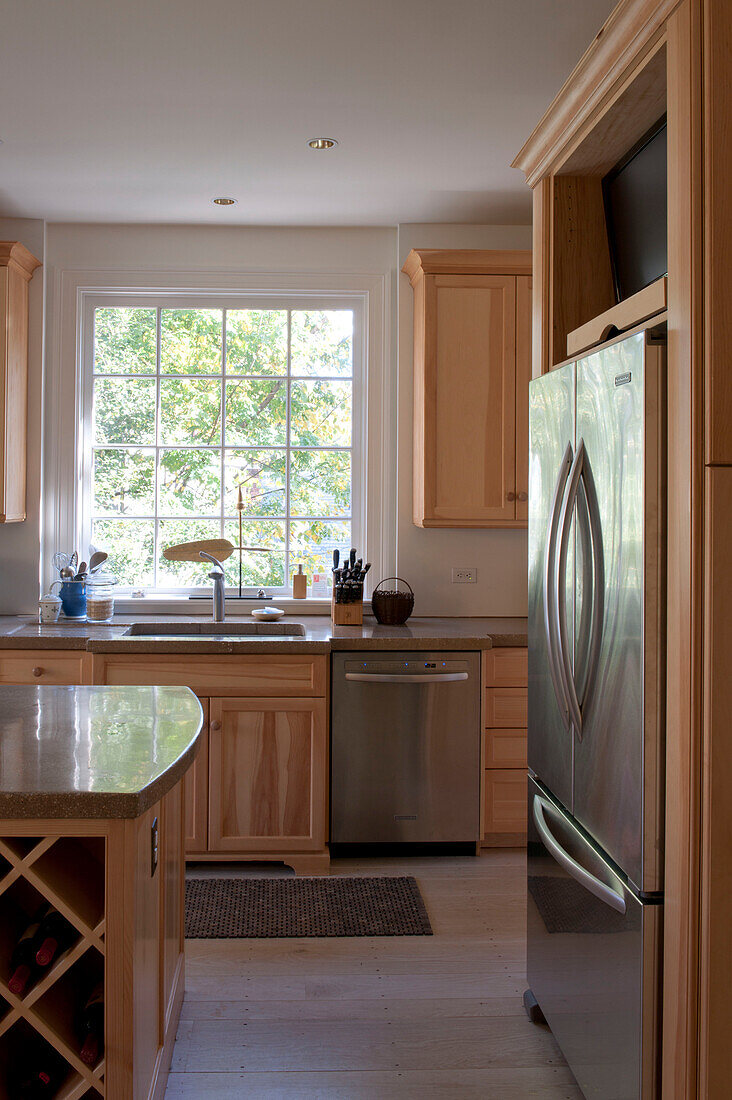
0 0 615 226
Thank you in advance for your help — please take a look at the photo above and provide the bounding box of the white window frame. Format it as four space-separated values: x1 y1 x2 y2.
78 291 364 598
42 268 394 612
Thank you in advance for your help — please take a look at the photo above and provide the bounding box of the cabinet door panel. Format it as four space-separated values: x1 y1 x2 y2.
484 769 528 836
484 687 528 727
184 701 209 853
131 803 162 1097
483 647 528 687
97 654 326 696
484 729 528 769
161 781 184 1032
208 697 327 852
515 276 532 522
421 274 517 525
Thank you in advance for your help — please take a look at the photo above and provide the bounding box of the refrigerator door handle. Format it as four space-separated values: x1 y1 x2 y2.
555 441 585 737
574 479 594 700
543 442 574 730
579 449 605 718
532 794 627 915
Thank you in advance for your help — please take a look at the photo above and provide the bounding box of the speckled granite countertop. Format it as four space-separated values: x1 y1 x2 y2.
0 615 527 653
0 685 202 819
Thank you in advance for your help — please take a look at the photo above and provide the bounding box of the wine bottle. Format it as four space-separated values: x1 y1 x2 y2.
7 905 49 994
78 980 104 1065
12 1067 56 1098
34 906 75 968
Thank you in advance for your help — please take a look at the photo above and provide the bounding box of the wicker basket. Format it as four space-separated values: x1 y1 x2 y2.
371 577 415 625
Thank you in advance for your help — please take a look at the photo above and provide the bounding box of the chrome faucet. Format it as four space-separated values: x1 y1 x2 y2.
199 551 226 622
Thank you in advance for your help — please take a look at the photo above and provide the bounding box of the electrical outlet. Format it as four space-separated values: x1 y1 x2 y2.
452 567 477 583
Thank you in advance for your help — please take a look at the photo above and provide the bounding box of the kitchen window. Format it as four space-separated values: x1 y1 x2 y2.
78 299 362 595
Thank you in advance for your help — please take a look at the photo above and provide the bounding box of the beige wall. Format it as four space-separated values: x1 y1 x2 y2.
3 218 531 616
0 218 45 615
396 223 532 616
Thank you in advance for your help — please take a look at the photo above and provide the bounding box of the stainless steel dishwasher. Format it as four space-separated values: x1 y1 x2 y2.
330 651 481 844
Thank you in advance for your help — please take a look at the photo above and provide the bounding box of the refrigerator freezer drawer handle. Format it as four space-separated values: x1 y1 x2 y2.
532 795 627 915
344 672 469 683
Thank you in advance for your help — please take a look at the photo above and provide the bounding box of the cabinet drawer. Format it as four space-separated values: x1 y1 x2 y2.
484 728 527 769
484 687 527 727
483 647 527 687
95 654 326 697
483 769 527 836
0 650 90 685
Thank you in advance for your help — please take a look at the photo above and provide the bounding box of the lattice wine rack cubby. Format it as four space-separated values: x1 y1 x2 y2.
0 833 105 1098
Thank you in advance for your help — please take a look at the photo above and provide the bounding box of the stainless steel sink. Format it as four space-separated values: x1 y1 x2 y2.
124 621 306 637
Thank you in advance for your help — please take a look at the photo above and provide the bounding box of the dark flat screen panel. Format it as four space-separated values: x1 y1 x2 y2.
603 121 667 302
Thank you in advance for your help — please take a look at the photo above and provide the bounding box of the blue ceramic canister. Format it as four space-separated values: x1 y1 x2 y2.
59 579 87 620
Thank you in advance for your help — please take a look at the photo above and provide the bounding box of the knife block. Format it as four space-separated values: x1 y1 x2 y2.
331 591 363 626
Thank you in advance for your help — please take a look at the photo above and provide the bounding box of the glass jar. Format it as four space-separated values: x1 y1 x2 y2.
86 572 116 623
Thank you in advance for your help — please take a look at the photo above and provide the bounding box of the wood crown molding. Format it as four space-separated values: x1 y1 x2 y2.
511 0 681 186
0 241 42 281
401 249 532 286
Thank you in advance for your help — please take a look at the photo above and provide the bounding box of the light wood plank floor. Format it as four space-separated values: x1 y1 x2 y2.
166 851 581 1098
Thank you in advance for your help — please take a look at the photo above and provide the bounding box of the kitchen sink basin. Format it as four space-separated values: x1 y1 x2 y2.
124 621 306 637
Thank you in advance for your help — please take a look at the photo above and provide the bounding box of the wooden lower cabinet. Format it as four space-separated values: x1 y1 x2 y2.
483 769 529 844
208 697 327 856
0 649 92 684
89 654 330 871
184 702 209 854
481 648 528 847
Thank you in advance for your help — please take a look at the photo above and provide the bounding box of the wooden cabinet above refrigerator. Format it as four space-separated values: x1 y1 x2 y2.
402 249 532 528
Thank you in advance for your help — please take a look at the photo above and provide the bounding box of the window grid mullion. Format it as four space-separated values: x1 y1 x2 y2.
221 309 227 546
285 309 292 592
93 371 350 383
91 443 351 452
153 306 162 590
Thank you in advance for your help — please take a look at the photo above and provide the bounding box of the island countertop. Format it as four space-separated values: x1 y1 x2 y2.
0 684 203 819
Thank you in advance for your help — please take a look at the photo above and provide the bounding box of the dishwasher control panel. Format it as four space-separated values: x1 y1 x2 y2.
343 659 470 674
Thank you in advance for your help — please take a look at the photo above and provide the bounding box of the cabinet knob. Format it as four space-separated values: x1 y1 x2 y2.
32 666 44 678
506 491 516 502
210 719 222 731
517 491 528 502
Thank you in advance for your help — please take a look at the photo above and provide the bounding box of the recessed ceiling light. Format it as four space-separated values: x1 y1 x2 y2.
307 138 338 150
212 196 237 206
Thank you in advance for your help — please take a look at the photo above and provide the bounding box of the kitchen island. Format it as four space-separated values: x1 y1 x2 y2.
0 684 202 1099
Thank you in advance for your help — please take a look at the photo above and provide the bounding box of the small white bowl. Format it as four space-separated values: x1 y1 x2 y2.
251 607 285 621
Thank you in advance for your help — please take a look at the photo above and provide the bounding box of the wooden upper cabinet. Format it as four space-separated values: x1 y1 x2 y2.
403 249 532 527
0 242 41 523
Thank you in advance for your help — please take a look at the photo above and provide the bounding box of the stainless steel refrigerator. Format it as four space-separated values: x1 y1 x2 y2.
526 328 666 1100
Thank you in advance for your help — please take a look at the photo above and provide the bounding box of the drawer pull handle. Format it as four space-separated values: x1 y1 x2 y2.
210 719 222 731
506 491 516 501
32 667 44 678
517 491 528 501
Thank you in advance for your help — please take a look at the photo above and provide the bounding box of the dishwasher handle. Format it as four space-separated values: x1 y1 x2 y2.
344 672 469 684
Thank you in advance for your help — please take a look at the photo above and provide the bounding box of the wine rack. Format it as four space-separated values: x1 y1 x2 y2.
0 834 105 1098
